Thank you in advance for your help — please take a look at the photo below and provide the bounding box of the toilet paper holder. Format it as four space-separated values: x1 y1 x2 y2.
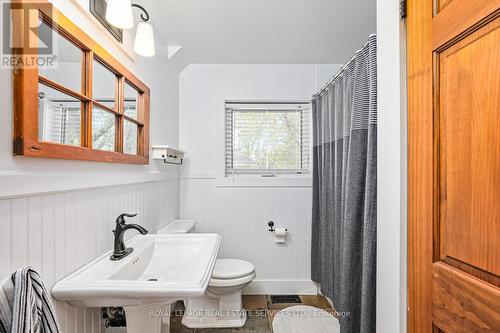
268 221 287 233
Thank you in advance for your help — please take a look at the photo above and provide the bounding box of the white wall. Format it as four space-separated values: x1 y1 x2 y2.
0 1 184 331
376 0 407 332
178 64 341 294
180 179 315 294
179 64 341 176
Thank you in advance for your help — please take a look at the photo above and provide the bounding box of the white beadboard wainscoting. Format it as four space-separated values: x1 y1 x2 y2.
0 180 179 333
180 178 317 295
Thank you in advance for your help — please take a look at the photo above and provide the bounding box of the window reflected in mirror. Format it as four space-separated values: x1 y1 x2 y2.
38 21 83 93
92 106 116 151
38 83 81 146
124 120 138 154
124 82 138 120
93 59 116 109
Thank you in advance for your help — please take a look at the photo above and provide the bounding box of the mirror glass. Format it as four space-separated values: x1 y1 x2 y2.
124 82 138 120
38 83 81 146
93 59 116 109
38 21 83 93
124 120 137 154
92 106 116 151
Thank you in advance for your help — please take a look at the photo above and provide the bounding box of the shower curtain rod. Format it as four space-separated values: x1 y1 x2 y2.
313 33 376 97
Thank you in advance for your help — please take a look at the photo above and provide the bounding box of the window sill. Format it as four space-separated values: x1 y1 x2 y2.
216 174 312 188
179 172 312 187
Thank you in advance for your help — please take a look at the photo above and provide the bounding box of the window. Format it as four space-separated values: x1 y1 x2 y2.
13 3 150 164
225 102 311 175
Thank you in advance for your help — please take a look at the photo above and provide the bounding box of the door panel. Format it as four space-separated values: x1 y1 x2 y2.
438 18 500 278
433 263 500 332
408 0 500 332
437 0 454 14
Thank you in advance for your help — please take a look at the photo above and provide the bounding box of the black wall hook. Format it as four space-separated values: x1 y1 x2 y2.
268 221 275 232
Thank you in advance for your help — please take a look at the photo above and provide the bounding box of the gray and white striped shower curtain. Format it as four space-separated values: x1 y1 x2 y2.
311 35 377 333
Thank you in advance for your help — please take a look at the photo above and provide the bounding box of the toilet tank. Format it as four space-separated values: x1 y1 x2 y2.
157 219 196 234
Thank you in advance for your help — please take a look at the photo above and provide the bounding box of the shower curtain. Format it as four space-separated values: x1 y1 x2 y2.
311 35 377 333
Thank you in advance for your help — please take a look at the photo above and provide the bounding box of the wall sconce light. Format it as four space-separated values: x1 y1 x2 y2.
105 1 155 57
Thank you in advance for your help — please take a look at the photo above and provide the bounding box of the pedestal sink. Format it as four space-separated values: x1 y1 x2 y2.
52 233 221 333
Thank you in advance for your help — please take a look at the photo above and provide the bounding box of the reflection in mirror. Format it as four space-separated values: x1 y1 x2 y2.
38 83 81 146
93 59 116 109
124 120 137 154
92 106 116 151
124 82 138 119
38 21 83 93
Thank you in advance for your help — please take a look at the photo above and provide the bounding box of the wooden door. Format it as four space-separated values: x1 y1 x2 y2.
408 0 500 332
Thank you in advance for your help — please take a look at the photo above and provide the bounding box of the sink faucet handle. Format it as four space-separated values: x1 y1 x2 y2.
116 213 138 225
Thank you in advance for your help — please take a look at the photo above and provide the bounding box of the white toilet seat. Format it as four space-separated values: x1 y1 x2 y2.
209 259 255 287
209 271 256 287
211 259 255 279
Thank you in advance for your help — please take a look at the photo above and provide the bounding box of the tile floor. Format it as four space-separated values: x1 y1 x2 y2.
170 295 335 333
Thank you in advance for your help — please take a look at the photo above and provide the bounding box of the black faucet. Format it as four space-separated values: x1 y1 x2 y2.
110 213 149 261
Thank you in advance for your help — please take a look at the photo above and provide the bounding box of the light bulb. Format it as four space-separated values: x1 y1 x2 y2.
134 22 155 57
105 0 134 29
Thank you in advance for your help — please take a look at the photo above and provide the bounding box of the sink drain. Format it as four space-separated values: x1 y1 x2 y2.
147 278 158 281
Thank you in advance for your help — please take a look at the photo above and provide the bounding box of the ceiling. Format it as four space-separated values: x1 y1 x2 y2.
143 0 376 64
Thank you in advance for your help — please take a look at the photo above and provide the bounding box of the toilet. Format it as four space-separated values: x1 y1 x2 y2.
157 220 256 328
157 219 197 234
182 258 256 328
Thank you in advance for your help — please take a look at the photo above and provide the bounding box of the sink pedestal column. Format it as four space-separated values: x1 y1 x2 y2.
124 303 173 333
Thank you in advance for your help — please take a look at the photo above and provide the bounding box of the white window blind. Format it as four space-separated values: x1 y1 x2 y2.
225 102 311 175
39 100 81 146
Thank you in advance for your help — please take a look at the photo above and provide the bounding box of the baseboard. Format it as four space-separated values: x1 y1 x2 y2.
243 279 318 295
323 295 334 308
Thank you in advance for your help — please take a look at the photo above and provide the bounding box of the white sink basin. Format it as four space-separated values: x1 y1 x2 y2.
52 233 221 333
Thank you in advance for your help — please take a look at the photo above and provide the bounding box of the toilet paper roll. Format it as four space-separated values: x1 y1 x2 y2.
274 228 287 243
274 228 287 236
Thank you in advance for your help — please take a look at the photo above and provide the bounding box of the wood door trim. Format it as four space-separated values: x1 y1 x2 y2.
407 0 435 331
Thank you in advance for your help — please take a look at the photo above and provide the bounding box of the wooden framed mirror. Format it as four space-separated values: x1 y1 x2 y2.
12 1 150 164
